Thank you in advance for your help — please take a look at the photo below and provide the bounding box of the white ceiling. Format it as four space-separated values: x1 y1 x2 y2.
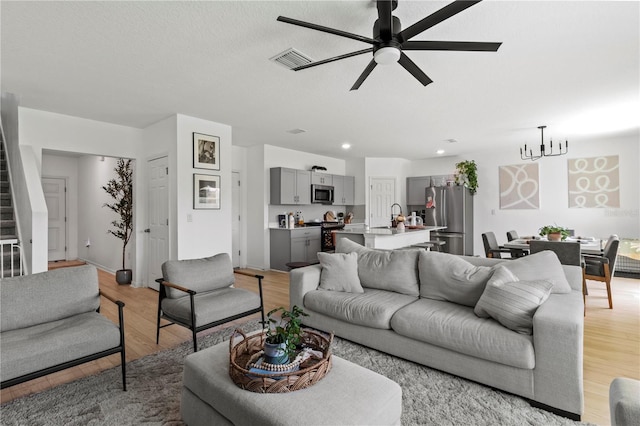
2 1 639 160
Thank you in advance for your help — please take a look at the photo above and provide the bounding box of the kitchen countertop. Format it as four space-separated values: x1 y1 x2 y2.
334 226 445 236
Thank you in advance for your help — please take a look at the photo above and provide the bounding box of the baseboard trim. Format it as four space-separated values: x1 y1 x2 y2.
527 399 581 421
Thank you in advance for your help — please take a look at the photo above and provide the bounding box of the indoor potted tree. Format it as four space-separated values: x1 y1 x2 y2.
102 158 134 284
539 224 570 241
454 160 478 194
264 305 308 364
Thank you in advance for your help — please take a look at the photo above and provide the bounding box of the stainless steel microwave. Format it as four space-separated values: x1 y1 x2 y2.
311 184 334 205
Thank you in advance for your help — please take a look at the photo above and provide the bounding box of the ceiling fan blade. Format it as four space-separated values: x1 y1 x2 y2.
376 0 394 40
398 52 433 86
292 48 374 71
277 16 376 45
403 40 502 52
397 0 482 43
350 59 378 91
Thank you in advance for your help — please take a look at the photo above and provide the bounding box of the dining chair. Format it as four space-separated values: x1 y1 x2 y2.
482 232 512 259
156 253 265 352
583 235 620 309
529 240 582 266
506 230 527 258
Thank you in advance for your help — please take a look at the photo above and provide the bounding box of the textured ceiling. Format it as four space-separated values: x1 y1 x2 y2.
2 1 639 160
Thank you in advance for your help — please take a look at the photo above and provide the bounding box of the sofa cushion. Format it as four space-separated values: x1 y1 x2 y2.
0 265 101 332
336 238 420 296
418 251 495 307
500 251 572 294
0 312 121 382
161 287 261 328
317 252 364 293
304 288 418 329
391 298 535 369
162 253 235 298
474 267 553 335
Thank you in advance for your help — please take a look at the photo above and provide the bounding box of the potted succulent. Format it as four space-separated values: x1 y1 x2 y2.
539 225 570 241
102 158 134 284
264 305 308 364
454 160 478 195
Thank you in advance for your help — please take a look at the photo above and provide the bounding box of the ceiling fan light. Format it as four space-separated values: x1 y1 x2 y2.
374 47 400 65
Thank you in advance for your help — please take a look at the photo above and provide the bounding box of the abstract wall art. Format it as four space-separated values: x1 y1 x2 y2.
499 163 540 209
568 155 619 208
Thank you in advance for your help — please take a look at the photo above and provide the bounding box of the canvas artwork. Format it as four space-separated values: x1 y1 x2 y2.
499 163 540 209
568 155 619 208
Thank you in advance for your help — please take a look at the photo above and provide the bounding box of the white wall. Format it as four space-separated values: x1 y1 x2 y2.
175 114 233 260
410 132 640 255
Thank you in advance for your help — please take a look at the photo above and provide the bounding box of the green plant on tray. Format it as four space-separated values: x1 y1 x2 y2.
265 305 308 359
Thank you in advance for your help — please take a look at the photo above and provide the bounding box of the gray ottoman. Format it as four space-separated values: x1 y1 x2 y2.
182 341 402 426
610 377 640 426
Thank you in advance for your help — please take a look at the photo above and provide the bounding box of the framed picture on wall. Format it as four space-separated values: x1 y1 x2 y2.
193 132 220 170
193 174 220 210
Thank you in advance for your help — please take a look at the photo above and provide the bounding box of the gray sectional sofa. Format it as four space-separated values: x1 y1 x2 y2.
0 264 126 390
290 239 584 420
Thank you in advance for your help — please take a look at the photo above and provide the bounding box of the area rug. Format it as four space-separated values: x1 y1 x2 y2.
1 320 594 426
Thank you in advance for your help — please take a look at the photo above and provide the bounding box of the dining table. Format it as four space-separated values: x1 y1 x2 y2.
503 237 604 255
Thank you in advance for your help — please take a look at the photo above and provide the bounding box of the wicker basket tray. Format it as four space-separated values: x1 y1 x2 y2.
229 328 333 393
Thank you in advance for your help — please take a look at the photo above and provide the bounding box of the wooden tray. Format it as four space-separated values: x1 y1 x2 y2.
229 328 333 393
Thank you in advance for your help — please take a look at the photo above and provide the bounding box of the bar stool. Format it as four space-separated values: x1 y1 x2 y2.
411 240 446 252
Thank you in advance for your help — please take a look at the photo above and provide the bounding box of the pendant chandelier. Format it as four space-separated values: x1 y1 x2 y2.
520 125 568 161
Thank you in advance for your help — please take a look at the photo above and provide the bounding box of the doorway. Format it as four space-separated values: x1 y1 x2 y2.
42 177 67 261
146 156 169 290
232 171 241 268
369 177 396 228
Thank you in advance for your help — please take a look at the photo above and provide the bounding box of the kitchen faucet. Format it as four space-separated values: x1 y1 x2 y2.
390 203 403 223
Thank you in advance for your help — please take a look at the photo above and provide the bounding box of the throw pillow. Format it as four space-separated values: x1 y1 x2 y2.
474 266 553 334
418 251 494 307
336 238 420 296
502 251 572 294
317 252 364 293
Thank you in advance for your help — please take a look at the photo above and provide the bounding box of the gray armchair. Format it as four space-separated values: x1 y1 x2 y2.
156 253 265 352
583 235 619 309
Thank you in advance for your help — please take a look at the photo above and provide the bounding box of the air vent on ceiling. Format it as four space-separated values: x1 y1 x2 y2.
287 128 307 135
270 48 313 69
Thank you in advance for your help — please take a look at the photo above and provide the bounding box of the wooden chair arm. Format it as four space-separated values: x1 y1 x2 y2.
99 290 125 308
234 270 265 280
155 279 196 295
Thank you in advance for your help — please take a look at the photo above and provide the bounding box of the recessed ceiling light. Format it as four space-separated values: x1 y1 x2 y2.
342 143 351 150
436 149 445 155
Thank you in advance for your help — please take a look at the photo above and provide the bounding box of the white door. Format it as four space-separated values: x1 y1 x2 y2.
369 177 396 227
232 171 241 268
147 156 169 290
42 177 67 261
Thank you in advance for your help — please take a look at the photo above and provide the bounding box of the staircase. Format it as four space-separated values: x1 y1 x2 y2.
0 137 23 277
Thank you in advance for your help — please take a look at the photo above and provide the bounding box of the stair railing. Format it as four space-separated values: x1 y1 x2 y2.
1 238 24 278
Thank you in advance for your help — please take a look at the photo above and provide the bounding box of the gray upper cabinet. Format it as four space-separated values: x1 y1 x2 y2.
311 172 332 186
406 176 431 205
333 175 355 205
270 167 311 205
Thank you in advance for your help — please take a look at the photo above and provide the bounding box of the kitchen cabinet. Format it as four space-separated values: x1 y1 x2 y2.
270 167 311 205
311 172 332 186
333 175 355 205
270 227 321 271
406 176 431 206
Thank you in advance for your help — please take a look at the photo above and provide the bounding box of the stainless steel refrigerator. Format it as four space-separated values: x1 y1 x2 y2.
424 185 474 255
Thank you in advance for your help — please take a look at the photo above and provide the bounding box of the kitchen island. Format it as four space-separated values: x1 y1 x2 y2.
333 226 446 250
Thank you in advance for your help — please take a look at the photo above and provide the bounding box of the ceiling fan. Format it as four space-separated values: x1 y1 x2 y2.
277 0 502 90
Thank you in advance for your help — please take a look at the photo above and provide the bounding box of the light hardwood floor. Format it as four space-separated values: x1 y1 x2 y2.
1 265 638 425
